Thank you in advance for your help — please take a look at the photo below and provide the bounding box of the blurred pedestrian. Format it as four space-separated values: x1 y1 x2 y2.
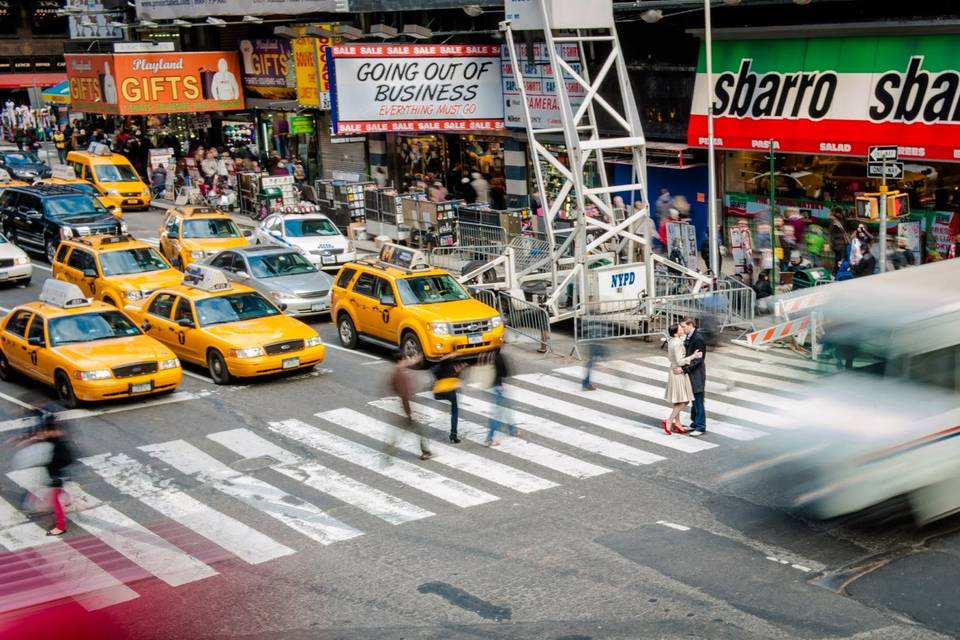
387 351 432 461
52 126 66 164
581 320 607 391
662 324 702 435
432 355 466 443
39 414 75 536
681 317 708 436
8 424 51 513
853 241 876 278
484 349 519 446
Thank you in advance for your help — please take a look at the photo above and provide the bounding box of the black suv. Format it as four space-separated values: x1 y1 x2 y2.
0 150 51 181
0 185 124 262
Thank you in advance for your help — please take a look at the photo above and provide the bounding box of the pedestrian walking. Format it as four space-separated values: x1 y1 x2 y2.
52 126 66 164
581 320 607 391
853 241 876 278
7 425 51 513
661 324 702 435
388 351 432 461
39 414 75 536
483 349 520 446
432 355 466 443
681 317 708 436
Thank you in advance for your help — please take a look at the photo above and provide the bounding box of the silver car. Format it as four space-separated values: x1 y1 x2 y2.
0 230 32 286
203 246 334 317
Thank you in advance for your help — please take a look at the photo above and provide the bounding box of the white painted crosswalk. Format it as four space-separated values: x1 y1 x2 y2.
0 349 823 612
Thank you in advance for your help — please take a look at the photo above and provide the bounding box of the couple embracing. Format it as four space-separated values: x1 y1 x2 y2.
663 318 708 437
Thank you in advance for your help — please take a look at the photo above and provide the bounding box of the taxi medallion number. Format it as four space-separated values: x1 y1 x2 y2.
282 357 300 369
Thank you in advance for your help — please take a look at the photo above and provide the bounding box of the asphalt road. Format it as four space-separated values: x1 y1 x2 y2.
0 209 957 640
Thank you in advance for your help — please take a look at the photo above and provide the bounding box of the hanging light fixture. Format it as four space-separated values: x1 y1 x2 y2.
640 9 663 23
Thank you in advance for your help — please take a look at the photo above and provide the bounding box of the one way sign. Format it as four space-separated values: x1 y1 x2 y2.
867 161 904 179
868 145 898 162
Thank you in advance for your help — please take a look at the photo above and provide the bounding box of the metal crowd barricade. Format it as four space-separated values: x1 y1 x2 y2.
652 281 756 335
471 288 499 312
496 291 553 353
574 298 666 347
456 221 507 248
429 245 505 276
654 272 703 297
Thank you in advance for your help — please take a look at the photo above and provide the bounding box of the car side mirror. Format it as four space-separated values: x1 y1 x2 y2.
82 268 97 278
28 336 44 348
278 303 288 311
235 271 250 280
140 321 152 332
269 229 281 238
379 294 396 307
243 229 254 238
177 318 195 328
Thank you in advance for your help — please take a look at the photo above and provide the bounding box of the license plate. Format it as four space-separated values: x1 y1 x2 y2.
130 382 152 393
0 272 7 280
321 255 335 265
282 357 300 369
468 333 483 345
310 303 327 312
125 199 139 205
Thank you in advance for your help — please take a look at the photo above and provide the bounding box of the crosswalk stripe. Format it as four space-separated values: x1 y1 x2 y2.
708 353 820 381
208 428 433 526
601 360 789 414
545 368 789 430
722 346 823 372
452 394 666 466
375 397 611 479
271 418 498 508
318 408 558 493
82 452 294 564
0 496 139 612
6 470 217 588
511 375 718 451
546 369 769 441
637 356 810 394
140 440 363 546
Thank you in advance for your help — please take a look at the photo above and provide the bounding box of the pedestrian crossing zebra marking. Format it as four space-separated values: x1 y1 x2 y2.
372 397 611 479
317 408 558 494
636 356 811 395
207 428 434 526
140 440 364 546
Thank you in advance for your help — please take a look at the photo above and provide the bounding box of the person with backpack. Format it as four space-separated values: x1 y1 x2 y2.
432 355 466 443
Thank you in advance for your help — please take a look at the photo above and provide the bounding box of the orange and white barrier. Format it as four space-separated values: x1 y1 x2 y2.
775 291 829 320
734 314 813 350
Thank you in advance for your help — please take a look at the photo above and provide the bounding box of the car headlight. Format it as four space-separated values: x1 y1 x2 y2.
305 336 322 348
108 189 120 196
14 256 29 265
75 369 111 381
490 315 503 329
231 347 265 359
430 321 451 336
158 357 180 370
190 251 205 260
60 227 74 240
269 290 294 301
120 222 128 234
125 289 143 301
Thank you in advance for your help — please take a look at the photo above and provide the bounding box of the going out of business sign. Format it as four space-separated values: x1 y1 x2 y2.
687 35 960 162
328 44 504 135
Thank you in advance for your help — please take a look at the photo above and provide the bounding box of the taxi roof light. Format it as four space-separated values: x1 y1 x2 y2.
51 165 77 181
177 206 221 217
182 264 232 292
39 280 91 309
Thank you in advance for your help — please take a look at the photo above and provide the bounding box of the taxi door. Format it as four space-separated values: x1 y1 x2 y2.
171 296 203 364
370 276 401 344
159 215 182 267
143 292 180 353
60 247 99 297
349 272 378 336
25 315 54 384
1 310 34 377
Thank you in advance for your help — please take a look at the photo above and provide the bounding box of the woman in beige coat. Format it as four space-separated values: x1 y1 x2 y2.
662 323 702 435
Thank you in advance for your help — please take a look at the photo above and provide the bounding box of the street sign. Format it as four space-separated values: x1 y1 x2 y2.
868 145 898 162
867 161 904 179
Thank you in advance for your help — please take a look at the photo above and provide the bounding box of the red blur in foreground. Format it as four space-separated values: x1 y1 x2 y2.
0 600 126 640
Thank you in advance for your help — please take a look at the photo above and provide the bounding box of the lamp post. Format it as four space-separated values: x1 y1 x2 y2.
704 0 719 283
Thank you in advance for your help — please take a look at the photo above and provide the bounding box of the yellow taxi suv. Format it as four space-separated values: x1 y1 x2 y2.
51 234 182 308
332 244 504 363
123 264 325 385
159 206 250 270
0 280 182 408
39 165 124 215
66 149 151 211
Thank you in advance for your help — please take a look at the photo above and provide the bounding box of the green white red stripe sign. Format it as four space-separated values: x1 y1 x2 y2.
687 35 960 162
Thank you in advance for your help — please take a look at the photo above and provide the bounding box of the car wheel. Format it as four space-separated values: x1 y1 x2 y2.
401 331 425 365
0 351 16 381
55 371 79 409
338 314 358 349
45 239 57 264
207 349 234 385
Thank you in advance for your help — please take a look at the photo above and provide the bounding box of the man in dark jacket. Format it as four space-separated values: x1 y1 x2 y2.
853 241 876 278
681 317 708 436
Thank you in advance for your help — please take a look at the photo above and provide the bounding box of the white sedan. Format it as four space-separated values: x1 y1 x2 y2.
0 231 31 286
254 213 357 271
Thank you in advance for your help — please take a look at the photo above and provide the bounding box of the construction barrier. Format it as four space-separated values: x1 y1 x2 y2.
732 314 814 350
457 221 508 248
775 289 831 319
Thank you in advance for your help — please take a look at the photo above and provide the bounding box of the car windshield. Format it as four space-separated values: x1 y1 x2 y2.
195 292 280 326
94 164 140 182
63 182 100 196
248 252 317 279
99 247 169 276
46 194 109 219
4 152 39 165
283 218 338 237
182 218 240 239
49 311 141 346
396 274 471 305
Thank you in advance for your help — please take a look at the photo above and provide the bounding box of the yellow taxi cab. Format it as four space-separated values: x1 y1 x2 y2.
123 264 325 385
51 234 182 308
159 206 250 270
66 149 151 211
331 244 504 363
0 280 182 408
38 165 124 216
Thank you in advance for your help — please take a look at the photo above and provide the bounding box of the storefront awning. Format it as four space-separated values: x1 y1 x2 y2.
0 73 66 89
687 34 960 163
42 80 71 105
